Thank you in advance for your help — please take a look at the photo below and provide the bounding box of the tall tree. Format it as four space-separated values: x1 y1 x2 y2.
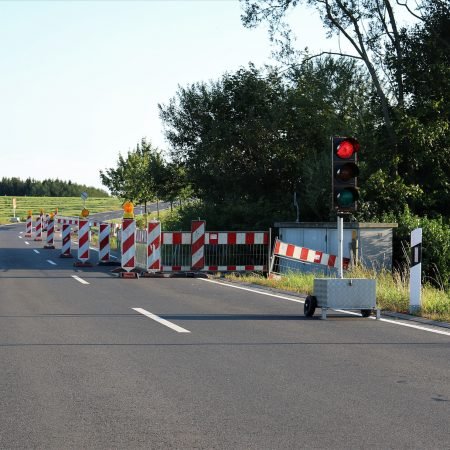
159 62 371 221
100 138 167 216
241 0 425 164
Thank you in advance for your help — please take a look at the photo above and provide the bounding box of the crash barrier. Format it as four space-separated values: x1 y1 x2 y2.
269 238 350 276
135 221 270 273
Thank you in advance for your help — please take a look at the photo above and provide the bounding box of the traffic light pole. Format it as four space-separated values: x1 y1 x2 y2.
337 215 344 279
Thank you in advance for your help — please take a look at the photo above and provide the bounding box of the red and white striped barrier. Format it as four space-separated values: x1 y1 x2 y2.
161 232 191 245
25 215 33 237
191 220 205 270
121 218 136 272
147 221 161 272
205 232 268 245
56 217 79 226
44 218 55 249
43 214 49 231
98 223 111 263
55 217 102 227
60 224 72 258
34 215 42 241
273 238 350 270
74 219 92 266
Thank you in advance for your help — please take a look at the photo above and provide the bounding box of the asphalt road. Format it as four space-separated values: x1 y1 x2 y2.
1 223 449 449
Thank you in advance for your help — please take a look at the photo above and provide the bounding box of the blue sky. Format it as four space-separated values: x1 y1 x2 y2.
0 0 412 190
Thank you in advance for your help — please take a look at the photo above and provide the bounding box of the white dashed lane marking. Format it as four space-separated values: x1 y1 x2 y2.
71 275 90 285
132 308 191 333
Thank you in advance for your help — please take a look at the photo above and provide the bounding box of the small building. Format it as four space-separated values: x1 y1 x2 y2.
273 221 398 274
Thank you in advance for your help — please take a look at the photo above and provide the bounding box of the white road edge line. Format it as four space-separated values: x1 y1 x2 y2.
33 249 40 254
132 307 191 333
71 275 90 285
198 278 305 303
46 260 57 266
198 278 450 337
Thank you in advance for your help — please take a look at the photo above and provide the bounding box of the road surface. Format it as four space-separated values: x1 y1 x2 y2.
1 223 449 449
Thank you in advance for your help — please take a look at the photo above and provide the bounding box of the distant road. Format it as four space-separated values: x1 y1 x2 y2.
0 223 449 449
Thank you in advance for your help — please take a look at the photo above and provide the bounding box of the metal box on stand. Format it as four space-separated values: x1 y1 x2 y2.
304 278 379 319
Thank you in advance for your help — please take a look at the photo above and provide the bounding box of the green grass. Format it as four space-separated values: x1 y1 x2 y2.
227 266 450 323
0 196 123 224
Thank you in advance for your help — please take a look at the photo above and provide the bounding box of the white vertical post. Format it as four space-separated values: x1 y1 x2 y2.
337 215 344 279
409 228 422 313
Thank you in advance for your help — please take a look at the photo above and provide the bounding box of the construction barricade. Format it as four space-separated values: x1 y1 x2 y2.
34 214 43 241
74 219 93 267
43 217 55 249
25 213 33 237
269 237 350 277
119 218 138 277
59 223 73 258
135 220 270 276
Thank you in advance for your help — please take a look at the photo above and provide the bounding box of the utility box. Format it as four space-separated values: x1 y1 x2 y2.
304 278 378 319
274 222 397 273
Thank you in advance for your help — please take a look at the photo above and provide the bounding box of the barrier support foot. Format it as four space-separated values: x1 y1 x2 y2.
74 261 93 267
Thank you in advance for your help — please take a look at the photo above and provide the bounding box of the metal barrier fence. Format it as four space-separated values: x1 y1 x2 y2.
136 229 269 272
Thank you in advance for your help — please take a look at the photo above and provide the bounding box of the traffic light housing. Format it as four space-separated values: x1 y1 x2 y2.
332 136 360 212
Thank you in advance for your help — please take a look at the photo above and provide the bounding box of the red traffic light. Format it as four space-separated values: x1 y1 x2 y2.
336 138 360 159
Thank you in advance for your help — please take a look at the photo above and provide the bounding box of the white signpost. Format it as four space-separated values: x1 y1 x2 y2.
409 228 422 313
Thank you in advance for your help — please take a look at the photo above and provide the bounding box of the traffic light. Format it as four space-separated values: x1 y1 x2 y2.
332 136 360 212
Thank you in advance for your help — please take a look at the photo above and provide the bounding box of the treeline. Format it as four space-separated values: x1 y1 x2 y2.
0 177 109 198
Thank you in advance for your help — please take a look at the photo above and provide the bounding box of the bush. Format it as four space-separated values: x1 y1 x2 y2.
385 207 450 290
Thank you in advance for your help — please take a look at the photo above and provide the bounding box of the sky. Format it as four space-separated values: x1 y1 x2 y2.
0 0 414 191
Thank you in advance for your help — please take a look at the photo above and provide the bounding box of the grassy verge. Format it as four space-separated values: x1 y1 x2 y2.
226 266 450 323
0 196 122 224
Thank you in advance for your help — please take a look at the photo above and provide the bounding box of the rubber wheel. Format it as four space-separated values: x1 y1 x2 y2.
361 309 372 317
304 295 317 317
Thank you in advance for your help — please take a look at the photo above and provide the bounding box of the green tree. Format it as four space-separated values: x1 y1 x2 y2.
100 138 167 217
159 62 371 222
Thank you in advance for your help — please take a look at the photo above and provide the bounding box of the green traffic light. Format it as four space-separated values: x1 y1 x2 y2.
337 188 359 207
